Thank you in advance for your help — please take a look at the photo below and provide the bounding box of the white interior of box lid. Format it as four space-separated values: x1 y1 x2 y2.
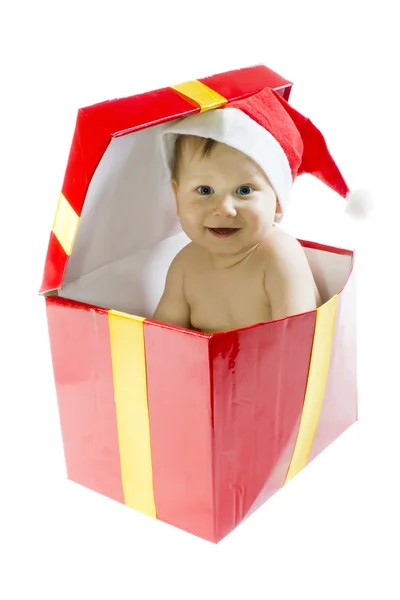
60 121 353 319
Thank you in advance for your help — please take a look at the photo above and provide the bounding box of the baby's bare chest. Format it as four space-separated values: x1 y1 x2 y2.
185 260 271 333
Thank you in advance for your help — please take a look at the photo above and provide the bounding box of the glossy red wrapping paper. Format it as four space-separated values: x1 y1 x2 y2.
46 297 124 503
143 324 215 541
210 313 316 541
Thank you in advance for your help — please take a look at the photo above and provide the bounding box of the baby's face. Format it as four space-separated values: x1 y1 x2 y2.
171 138 279 256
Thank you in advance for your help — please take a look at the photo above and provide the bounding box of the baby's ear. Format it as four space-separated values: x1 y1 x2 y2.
171 179 179 215
274 200 282 223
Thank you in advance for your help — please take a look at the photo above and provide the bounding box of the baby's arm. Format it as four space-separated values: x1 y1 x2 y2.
152 250 191 329
264 238 317 320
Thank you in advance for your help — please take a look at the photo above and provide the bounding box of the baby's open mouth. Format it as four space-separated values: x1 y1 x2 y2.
207 227 240 238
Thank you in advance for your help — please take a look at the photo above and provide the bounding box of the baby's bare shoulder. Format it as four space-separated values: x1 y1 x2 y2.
260 227 306 263
174 241 209 271
262 227 318 319
170 242 197 270
261 227 313 284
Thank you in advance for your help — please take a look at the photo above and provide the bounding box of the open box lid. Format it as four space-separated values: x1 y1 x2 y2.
39 65 293 295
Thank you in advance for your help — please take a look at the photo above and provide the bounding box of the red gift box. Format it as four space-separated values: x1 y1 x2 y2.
40 65 357 543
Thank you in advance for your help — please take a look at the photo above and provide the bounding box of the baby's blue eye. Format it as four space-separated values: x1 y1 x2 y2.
197 186 214 195
236 185 254 196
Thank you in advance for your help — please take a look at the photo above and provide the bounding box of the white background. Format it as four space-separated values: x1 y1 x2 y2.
1 1 399 598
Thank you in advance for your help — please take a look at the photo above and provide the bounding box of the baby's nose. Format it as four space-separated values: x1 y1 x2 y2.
213 195 237 217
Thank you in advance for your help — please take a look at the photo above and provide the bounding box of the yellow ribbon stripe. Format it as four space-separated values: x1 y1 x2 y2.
52 192 80 256
170 80 227 112
108 310 156 518
285 295 339 483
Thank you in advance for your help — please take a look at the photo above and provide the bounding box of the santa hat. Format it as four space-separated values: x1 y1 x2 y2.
161 86 372 219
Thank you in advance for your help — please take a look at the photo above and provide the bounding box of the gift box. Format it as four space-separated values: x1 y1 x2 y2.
40 65 358 543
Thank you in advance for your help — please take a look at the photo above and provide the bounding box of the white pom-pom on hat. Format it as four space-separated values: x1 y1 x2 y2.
345 189 374 219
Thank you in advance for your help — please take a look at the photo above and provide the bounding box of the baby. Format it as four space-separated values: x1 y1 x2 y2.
153 135 320 333
153 86 366 334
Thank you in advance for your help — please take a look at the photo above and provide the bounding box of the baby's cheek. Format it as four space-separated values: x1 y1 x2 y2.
178 213 202 239
244 207 263 226
186 205 206 224
249 213 274 237
184 212 201 227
